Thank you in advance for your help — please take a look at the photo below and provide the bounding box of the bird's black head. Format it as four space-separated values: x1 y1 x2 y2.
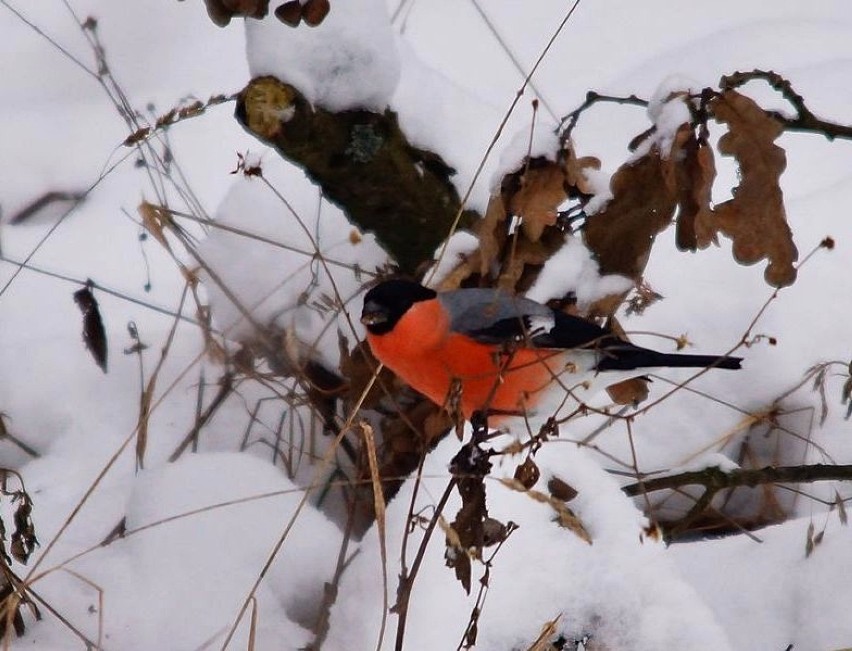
361 279 437 335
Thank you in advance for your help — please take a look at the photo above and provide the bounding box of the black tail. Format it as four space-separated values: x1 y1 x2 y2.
596 348 742 372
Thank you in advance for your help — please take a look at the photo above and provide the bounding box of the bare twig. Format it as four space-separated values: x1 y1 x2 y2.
623 463 852 497
719 69 852 141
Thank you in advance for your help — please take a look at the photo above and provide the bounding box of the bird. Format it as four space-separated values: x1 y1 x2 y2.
360 279 742 420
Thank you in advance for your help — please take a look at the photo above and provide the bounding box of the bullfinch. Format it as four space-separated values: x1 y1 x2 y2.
360 279 742 420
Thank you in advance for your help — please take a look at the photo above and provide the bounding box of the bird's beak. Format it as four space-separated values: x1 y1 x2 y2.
360 301 388 326
360 311 387 326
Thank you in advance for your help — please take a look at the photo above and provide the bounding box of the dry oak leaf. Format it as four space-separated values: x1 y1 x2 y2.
203 0 268 26
475 192 509 278
700 90 798 287
275 0 330 27
564 148 602 196
497 236 558 292
505 159 567 243
674 128 717 251
583 146 678 281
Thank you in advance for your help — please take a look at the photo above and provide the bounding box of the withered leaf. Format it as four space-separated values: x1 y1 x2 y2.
547 476 578 502
805 521 815 557
446 441 493 594
138 201 174 253
524 616 562 651
339 339 388 409
842 372 852 420
606 377 650 406
203 0 269 26
73 285 108 373
835 490 848 526
504 159 567 243
701 90 798 287
274 0 302 26
475 193 508 279
564 146 602 196
499 477 592 545
10 494 38 565
513 457 540 489
497 236 558 292
302 0 330 26
674 128 717 251
583 146 678 282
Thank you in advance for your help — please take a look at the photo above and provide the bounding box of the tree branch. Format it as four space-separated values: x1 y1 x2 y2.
235 77 478 274
719 69 852 142
623 463 852 497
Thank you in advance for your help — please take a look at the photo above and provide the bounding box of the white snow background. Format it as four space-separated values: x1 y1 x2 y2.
2 0 852 649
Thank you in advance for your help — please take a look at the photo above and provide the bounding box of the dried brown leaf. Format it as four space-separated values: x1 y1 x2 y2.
274 0 302 25
835 490 848 526
203 0 268 26
10 494 37 565
583 147 678 281
138 201 174 253
564 147 602 195
302 0 330 26
73 285 108 373
605 377 649 406
701 90 798 287
805 521 815 557
585 290 631 319
506 161 567 242
476 193 507 279
547 476 578 502
513 457 540 490
524 616 562 651
497 237 555 292
339 340 387 409
498 478 592 544
675 130 717 251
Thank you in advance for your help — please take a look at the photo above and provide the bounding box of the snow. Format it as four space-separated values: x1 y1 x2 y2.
670 515 852 650
390 39 507 212
197 152 387 358
2 0 852 649
324 437 732 650
491 119 563 188
633 76 695 160
526 235 634 311
423 230 480 288
245 0 400 112
81 453 332 649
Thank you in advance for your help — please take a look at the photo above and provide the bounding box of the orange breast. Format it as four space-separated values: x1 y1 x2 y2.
366 300 564 418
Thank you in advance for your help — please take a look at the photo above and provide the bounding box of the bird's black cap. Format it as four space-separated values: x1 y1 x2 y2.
361 279 436 335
